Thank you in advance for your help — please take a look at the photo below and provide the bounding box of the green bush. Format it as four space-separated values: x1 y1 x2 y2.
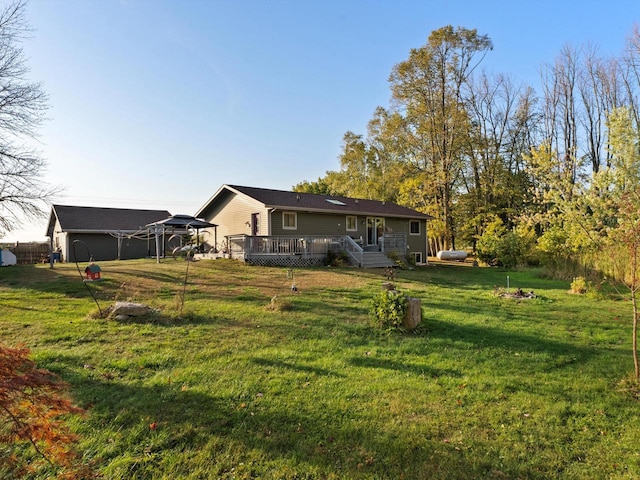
369 289 407 333
570 276 589 294
476 218 536 268
569 276 606 298
325 249 349 266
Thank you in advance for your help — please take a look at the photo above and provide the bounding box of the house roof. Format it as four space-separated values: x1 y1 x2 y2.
46 205 172 236
196 185 431 219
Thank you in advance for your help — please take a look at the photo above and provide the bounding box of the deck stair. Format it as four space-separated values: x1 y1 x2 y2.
361 251 394 268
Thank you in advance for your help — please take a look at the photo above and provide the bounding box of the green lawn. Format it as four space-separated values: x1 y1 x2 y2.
1 259 638 479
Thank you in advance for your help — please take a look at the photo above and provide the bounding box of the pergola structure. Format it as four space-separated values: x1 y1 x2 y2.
146 214 217 263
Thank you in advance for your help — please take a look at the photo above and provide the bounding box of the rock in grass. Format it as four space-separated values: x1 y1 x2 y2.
111 301 152 317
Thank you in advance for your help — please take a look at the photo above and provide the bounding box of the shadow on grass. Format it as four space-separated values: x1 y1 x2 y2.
348 356 462 378
0 263 202 302
0 267 152 311
290 294 369 319
426 317 595 359
252 357 345 377
109 311 249 328
44 353 531 479
0 264 107 298
102 266 188 284
401 264 570 293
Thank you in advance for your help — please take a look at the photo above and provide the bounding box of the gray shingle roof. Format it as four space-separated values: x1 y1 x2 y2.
226 185 430 219
47 205 172 235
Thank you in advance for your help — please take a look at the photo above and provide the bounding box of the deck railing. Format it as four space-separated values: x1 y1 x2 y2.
227 235 347 257
381 233 406 255
226 233 405 266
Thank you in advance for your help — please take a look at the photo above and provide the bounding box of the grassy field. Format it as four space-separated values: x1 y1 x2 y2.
1 258 639 479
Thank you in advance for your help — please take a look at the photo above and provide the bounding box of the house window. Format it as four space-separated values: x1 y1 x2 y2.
409 220 420 235
346 215 357 232
283 211 297 230
411 252 423 264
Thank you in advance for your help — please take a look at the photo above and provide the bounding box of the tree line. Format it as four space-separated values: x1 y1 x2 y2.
294 25 640 273
295 25 640 380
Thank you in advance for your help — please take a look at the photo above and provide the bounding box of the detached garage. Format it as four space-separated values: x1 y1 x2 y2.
46 205 172 262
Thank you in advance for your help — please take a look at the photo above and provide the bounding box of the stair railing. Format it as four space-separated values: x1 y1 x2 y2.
343 236 363 267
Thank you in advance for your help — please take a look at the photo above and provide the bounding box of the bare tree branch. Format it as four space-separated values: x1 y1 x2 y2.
0 0 56 236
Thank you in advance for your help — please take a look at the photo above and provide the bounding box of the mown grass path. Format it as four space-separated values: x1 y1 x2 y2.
1 259 638 479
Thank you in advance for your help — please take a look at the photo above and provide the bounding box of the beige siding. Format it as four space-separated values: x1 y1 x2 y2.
51 219 69 262
200 190 269 249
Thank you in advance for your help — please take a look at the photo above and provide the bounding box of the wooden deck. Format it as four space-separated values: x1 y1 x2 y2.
224 234 405 268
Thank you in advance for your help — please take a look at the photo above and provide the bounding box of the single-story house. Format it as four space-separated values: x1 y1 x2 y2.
46 205 173 262
195 185 430 268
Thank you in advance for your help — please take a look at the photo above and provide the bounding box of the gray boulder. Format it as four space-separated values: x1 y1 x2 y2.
111 301 152 317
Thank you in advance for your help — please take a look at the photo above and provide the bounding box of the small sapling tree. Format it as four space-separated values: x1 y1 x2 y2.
0 343 91 478
610 193 640 381
607 106 640 381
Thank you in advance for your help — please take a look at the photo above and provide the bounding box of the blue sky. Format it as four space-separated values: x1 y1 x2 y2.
5 0 639 242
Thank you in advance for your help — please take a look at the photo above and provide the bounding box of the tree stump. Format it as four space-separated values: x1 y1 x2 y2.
403 297 422 330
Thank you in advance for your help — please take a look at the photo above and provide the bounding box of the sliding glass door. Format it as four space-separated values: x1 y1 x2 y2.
366 217 384 246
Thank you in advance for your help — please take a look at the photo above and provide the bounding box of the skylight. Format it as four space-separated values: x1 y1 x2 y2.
326 199 346 206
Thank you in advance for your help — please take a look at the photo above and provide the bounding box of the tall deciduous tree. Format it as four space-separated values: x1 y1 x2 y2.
620 25 640 129
294 109 403 203
387 26 492 250
540 45 583 196
578 46 613 174
0 1 55 235
458 72 538 248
